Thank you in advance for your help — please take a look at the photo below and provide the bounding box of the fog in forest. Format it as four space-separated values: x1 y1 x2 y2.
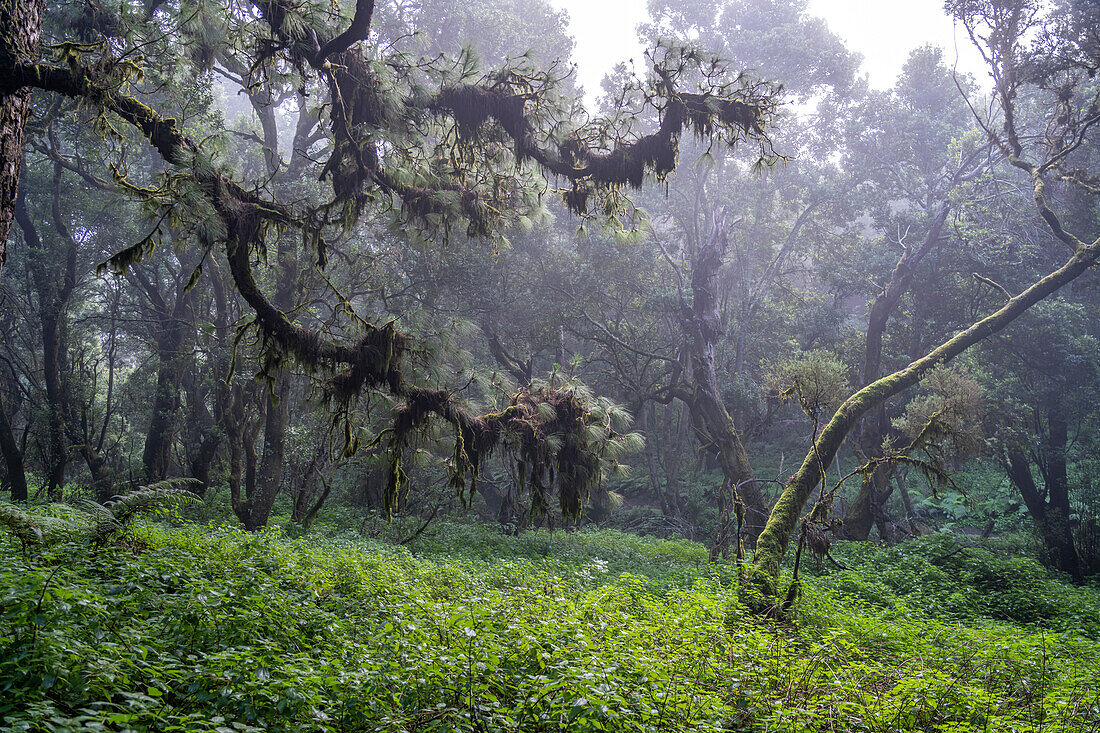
2 0 1100 727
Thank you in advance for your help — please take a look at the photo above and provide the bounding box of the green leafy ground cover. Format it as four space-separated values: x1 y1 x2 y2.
2 510 1099 732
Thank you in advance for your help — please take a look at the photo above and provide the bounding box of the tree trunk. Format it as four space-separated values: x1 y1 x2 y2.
14 188 68 499
80 444 114 502
143 356 181 481
189 433 221 498
678 215 767 557
0 0 44 274
133 253 198 483
251 377 289 529
290 451 331 531
227 384 265 531
248 224 297 529
842 202 950 538
142 303 190 481
896 469 920 534
844 472 875 541
0 388 27 500
237 95 307 531
1004 409 1082 581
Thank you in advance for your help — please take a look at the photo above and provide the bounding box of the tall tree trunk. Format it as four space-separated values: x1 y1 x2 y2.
678 215 767 556
143 349 181 481
133 243 199 483
14 188 68 499
236 94 311 530
842 202 950 539
247 227 297 529
0 0 44 274
896 469 920 534
0 388 27 500
226 384 265 531
39 309 65 498
643 403 678 516
1004 407 1082 580
141 293 191 481
251 376 289 529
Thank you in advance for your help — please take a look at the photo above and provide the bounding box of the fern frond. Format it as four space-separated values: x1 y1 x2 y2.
75 499 124 543
105 479 203 524
0 502 44 548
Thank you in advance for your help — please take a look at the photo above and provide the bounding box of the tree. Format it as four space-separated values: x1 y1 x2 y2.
578 0 861 550
982 298 1100 579
0 0 42 273
836 46 989 540
0 0 778 522
753 0 1100 594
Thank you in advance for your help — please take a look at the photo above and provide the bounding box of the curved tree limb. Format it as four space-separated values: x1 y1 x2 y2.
754 208 1100 586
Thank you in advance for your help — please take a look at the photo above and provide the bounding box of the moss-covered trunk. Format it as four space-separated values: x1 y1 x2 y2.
753 231 1100 588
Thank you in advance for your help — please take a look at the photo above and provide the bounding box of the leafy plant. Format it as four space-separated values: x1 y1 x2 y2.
2 512 1098 732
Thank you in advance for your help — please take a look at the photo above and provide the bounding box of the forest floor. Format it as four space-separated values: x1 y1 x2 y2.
2 504 1099 732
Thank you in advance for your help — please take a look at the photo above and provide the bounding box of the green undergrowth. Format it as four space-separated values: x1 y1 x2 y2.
2 511 1099 732
816 535 1100 638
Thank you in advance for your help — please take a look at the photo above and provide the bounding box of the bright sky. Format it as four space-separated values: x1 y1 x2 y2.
548 0 990 99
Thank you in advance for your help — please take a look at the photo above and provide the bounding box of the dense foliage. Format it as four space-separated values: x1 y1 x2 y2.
2 0 1100 726
0 0 1097 575
2 509 1099 732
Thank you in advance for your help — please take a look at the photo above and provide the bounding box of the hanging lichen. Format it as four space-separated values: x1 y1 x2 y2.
369 376 640 521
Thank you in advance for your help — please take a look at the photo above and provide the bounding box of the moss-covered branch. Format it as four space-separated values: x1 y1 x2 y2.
424 84 770 215
754 225 1100 586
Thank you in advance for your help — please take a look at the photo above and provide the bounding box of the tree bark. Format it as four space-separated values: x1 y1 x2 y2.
0 0 44 274
0 388 27 500
678 215 767 555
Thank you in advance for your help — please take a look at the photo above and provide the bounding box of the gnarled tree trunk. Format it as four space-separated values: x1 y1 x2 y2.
0 0 44 274
678 215 767 556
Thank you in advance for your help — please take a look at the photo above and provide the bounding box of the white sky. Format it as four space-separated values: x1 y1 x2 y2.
548 0 990 99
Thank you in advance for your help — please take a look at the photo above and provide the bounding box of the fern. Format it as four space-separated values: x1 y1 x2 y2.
104 478 203 525
2 480 203 548
77 499 124 543
0 502 44 552
72 479 204 542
